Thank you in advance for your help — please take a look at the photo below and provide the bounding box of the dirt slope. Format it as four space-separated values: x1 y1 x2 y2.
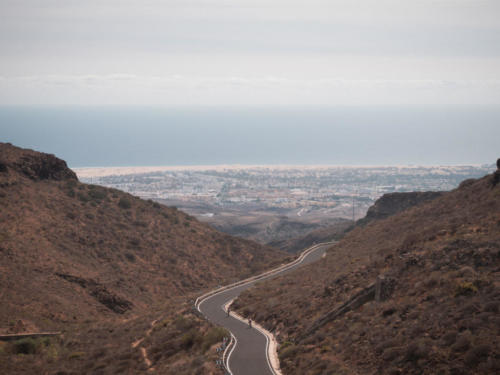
0 143 287 374
271 192 444 253
233 166 500 375
356 191 444 226
268 218 353 253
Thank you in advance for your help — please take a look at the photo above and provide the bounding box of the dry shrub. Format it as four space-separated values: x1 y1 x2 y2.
404 339 431 362
451 336 470 353
88 187 106 201
12 338 38 354
382 347 402 362
201 327 227 352
455 282 478 297
376 338 401 354
279 343 299 361
483 301 499 313
68 351 85 360
440 331 457 347
180 329 201 350
118 197 131 209
464 344 490 367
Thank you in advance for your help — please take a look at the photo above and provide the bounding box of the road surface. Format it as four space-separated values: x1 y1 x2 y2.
197 243 331 375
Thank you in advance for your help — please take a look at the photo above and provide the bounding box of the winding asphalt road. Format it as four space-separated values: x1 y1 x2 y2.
197 243 332 375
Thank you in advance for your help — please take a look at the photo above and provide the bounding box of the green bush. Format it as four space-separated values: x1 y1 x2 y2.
88 188 106 201
7 337 56 358
12 338 38 354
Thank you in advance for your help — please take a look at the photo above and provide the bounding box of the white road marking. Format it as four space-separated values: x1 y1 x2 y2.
196 242 336 375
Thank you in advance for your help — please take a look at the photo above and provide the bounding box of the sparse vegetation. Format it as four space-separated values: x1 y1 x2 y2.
87 186 107 201
67 351 86 360
77 191 89 202
0 143 285 374
201 327 227 353
234 169 500 375
124 252 136 262
5 337 56 357
118 197 132 209
12 338 38 355
455 281 478 296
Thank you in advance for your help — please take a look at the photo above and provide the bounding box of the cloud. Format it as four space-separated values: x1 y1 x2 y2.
4 74 499 89
1 74 499 107
1 1 499 106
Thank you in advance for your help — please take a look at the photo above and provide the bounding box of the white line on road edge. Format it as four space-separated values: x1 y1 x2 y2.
222 301 282 375
196 242 335 375
195 242 335 310
224 333 237 375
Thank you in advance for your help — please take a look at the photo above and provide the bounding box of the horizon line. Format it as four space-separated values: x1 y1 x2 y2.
73 163 491 178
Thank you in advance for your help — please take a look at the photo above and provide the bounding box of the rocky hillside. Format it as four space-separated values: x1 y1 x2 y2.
270 191 445 253
356 191 444 226
233 164 500 375
0 143 287 374
268 218 353 253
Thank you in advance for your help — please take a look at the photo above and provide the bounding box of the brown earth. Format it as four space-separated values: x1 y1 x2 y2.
269 191 445 253
0 143 288 374
233 166 500 375
356 191 444 226
268 218 354 253
270 191 445 253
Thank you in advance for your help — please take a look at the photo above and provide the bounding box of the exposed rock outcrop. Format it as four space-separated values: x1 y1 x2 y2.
55 273 133 314
357 191 444 226
492 158 500 186
0 142 77 181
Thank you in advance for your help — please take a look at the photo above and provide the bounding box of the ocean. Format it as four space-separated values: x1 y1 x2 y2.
1 106 499 167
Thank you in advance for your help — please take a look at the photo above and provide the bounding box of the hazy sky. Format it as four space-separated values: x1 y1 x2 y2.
1 0 500 107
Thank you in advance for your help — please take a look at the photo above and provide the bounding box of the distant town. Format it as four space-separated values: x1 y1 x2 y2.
77 164 494 223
